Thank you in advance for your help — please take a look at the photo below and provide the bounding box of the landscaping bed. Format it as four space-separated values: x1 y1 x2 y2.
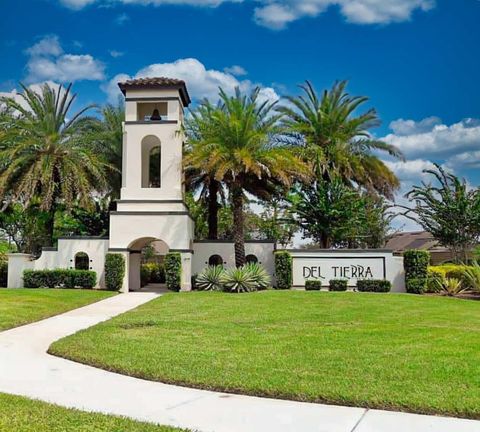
0 392 186 431
0 289 115 331
49 291 480 418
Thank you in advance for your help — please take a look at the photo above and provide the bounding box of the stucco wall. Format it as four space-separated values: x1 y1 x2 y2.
192 241 276 276
287 249 405 292
8 238 109 289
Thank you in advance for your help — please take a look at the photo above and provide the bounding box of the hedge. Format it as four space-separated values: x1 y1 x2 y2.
404 250 430 294
305 279 322 291
165 252 182 292
105 253 125 291
329 279 348 291
0 260 7 287
274 251 292 289
357 279 392 293
141 262 166 287
23 269 96 289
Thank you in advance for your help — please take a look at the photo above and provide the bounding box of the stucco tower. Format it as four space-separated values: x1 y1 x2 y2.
109 77 194 292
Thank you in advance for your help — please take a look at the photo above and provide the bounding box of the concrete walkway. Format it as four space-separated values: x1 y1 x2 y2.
0 292 479 432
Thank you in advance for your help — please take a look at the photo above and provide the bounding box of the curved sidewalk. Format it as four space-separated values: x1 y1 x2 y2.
0 292 478 432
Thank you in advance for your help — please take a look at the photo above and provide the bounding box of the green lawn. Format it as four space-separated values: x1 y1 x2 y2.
0 289 115 331
50 291 480 419
0 392 186 431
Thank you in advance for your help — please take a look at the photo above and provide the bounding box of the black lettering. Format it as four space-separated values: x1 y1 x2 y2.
365 267 373 278
303 267 311 278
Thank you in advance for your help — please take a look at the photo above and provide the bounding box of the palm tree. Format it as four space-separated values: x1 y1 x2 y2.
84 103 124 199
0 83 110 246
277 80 403 199
184 102 224 240
185 87 310 266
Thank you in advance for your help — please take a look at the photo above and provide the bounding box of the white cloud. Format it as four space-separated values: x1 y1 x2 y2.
114 13 130 25
109 50 125 58
103 57 279 104
25 35 105 83
56 0 436 29
383 117 480 160
26 35 63 57
224 65 248 76
0 81 64 112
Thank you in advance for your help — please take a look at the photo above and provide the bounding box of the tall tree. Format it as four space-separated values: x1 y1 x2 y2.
289 174 365 248
401 164 480 262
278 80 403 199
84 103 124 199
184 101 224 239
185 87 310 266
0 83 110 245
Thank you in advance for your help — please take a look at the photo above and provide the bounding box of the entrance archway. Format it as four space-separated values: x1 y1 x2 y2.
128 237 170 291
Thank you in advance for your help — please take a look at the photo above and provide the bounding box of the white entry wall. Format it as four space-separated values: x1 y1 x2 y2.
287 249 405 292
7 237 110 289
192 241 276 276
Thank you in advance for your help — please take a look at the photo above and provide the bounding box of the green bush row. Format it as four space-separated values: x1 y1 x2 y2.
23 269 96 289
140 262 166 287
357 279 392 293
305 279 349 291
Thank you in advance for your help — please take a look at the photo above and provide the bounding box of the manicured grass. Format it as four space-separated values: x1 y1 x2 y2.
0 392 186 431
0 289 115 331
50 291 480 418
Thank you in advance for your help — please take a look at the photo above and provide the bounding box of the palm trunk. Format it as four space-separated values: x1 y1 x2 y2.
231 184 245 267
207 179 219 240
45 206 56 247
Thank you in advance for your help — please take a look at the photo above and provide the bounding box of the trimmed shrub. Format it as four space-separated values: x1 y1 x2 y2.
404 250 430 294
405 278 426 294
0 260 7 287
105 253 125 291
329 279 348 292
357 279 392 293
305 279 322 291
23 269 96 289
274 251 292 290
165 252 182 292
196 265 224 291
140 263 166 287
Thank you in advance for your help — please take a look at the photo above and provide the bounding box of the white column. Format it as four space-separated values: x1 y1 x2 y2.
128 252 141 292
180 252 193 291
7 254 34 288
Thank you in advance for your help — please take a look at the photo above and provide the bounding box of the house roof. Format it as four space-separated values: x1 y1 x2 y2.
385 231 447 252
118 77 191 107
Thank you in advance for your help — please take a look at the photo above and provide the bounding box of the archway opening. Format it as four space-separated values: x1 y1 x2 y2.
128 237 169 291
246 254 259 264
208 254 224 267
74 252 90 270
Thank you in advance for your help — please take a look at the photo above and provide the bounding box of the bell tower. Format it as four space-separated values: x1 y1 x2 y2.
109 77 194 292
117 77 191 201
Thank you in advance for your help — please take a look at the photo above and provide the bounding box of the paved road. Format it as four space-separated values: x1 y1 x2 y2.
0 292 478 432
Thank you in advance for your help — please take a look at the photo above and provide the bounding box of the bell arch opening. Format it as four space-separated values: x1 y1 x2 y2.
141 135 161 189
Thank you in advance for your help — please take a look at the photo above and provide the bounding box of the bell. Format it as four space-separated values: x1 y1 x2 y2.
150 108 161 121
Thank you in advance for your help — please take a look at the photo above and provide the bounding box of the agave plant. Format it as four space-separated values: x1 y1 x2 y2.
221 266 256 293
195 265 225 291
435 277 468 297
243 262 271 290
462 261 480 293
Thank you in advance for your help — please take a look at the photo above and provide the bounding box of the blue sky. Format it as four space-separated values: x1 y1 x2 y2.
1 0 480 231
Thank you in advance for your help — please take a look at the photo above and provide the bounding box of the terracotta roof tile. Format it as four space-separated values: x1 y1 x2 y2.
118 77 191 106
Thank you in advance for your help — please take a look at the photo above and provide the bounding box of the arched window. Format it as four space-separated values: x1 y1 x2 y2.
74 252 90 270
246 254 258 264
141 135 161 188
149 146 161 188
208 254 223 266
